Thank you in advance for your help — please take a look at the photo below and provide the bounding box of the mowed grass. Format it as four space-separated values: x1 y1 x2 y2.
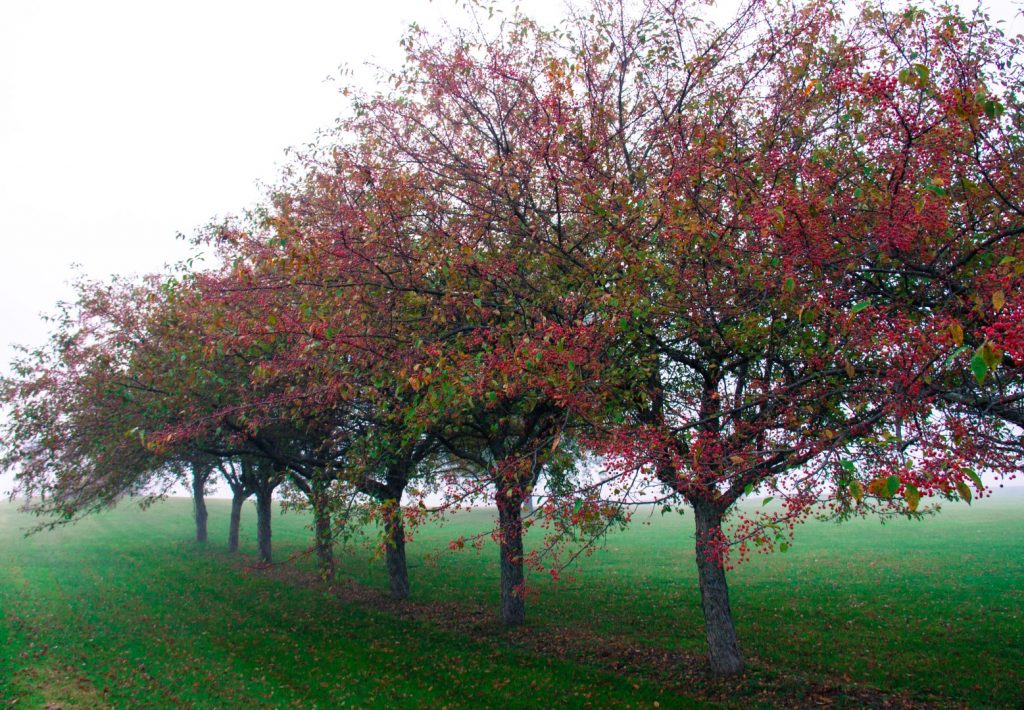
0 491 1021 709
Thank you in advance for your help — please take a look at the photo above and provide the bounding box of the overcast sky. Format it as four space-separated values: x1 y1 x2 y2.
0 0 569 496
1 1 1021 497
0 1 562 364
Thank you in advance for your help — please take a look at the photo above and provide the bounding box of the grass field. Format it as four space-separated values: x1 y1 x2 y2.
1 491 1022 708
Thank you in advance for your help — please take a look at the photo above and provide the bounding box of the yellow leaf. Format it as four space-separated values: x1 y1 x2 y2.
956 480 973 505
949 322 964 346
980 341 1002 369
993 290 1006 312
849 480 863 502
730 455 745 465
867 478 892 499
550 432 562 452
844 361 856 378
904 484 921 512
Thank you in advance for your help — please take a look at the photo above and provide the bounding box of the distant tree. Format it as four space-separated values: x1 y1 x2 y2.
216 457 255 553
1 277 190 525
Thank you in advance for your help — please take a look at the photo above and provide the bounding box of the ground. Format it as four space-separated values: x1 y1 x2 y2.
1 491 1021 708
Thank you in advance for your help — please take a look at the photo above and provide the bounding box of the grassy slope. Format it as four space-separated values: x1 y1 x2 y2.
1 491 1021 708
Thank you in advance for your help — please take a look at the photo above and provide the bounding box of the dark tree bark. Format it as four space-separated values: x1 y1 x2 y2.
437 416 554 627
360 451 420 600
384 505 409 599
220 458 253 553
192 465 209 544
312 486 335 583
497 492 526 626
286 470 336 583
693 500 744 675
228 489 245 553
255 484 274 564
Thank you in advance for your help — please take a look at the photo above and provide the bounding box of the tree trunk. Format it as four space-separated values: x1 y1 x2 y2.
312 492 335 583
384 506 409 600
192 469 208 544
497 495 526 626
228 490 245 553
255 487 273 564
693 500 744 675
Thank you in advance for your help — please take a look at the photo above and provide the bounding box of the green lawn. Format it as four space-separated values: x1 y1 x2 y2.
1 491 1021 708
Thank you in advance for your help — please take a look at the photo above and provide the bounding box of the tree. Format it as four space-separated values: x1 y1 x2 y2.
573 0 1024 674
179 205 444 591
189 457 216 544
6 0 1019 682
1 277 190 524
250 11 614 622
217 457 255 553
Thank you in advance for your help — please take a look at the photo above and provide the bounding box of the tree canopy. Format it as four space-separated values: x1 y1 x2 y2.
3 0 1021 677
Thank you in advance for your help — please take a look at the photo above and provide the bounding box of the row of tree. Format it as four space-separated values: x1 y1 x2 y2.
3 0 1022 676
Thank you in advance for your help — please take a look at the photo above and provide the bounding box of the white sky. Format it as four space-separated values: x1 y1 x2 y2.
1 0 1021 497
0 0 570 496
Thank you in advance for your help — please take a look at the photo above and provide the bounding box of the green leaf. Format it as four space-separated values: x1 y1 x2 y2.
970 352 988 385
762 496 774 506
840 459 856 475
984 99 1005 119
944 344 970 366
886 475 901 498
964 468 983 490
850 300 872 314
902 7 923 24
779 542 790 553
784 277 796 293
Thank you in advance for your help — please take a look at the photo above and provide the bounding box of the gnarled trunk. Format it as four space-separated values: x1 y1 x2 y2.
384 506 409 600
228 490 245 553
255 486 273 564
192 468 208 544
312 490 335 583
497 494 526 626
693 500 744 675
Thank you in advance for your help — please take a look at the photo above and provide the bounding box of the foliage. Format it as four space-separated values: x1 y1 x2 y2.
2 0 1022 679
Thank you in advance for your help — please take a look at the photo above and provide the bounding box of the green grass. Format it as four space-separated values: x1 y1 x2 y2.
1 491 1022 708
